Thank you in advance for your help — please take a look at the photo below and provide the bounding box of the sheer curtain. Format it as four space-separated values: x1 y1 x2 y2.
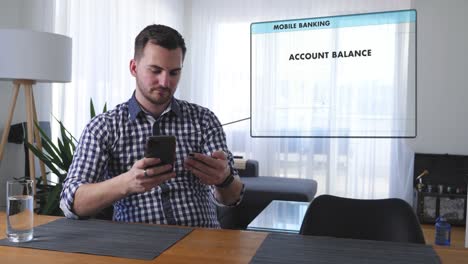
52 0 415 202
53 0 185 138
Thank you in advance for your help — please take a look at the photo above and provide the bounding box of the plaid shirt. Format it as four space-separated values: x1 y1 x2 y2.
60 94 240 228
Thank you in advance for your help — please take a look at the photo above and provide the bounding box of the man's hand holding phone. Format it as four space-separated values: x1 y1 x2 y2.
122 136 177 195
123 158 175 194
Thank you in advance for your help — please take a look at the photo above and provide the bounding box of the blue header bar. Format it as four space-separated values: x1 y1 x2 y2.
251 10 416 34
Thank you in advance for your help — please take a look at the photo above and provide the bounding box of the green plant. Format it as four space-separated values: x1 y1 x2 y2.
26 99 106 215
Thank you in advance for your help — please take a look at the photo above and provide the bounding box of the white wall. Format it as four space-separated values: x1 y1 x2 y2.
409 0 468 155
0 0 55 210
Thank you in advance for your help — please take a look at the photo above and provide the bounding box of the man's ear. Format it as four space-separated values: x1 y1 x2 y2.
129 59 137 77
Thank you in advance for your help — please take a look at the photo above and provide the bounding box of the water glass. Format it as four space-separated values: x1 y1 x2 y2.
6 180 34 242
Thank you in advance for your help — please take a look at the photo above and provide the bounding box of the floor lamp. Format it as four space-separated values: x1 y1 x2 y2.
0 29 72 192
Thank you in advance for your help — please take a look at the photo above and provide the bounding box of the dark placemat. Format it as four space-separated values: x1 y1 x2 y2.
251 233 441 264
0 218 193 260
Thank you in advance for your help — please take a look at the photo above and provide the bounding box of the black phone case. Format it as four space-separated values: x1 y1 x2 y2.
144 136 176 167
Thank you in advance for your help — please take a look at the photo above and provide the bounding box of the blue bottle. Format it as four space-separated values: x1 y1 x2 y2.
435 216 451 246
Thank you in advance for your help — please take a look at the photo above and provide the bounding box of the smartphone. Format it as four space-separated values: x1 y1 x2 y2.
144 136 176 170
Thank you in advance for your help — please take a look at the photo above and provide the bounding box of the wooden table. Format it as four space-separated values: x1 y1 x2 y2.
0 212 266 264
0 212 467 264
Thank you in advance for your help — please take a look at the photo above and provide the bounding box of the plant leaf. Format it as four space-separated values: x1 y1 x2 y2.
25 142 63 176
55 173 68 183
52 116 78 144
36 135 65 169
59 122 73 166
90 98 96 119
34 122 62 161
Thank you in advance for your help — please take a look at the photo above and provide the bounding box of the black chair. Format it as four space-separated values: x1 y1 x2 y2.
299 194 426 244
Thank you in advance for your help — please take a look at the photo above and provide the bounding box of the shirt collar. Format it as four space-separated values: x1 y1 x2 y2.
128 92 181 121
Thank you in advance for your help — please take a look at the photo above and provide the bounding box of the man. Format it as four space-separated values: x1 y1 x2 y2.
60 24 244 228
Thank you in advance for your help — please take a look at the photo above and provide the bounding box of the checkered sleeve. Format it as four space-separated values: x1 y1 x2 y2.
200 110 245 207
60 115 110 219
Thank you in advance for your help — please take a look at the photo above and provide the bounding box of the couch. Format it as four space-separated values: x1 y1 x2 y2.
217 159 318 229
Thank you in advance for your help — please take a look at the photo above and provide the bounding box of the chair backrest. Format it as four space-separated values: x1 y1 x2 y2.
299 195 426 244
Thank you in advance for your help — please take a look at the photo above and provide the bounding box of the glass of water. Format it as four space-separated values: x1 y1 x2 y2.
6 179 34 242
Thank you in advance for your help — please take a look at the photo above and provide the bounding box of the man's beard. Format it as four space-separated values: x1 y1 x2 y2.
137 81 172 106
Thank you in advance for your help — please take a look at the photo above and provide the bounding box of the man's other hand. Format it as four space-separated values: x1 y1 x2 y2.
184 150 230 186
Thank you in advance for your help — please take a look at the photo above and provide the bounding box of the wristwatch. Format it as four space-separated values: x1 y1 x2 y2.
215 173 235 188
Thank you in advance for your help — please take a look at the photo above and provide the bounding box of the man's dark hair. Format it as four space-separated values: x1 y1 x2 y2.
134 24 186 60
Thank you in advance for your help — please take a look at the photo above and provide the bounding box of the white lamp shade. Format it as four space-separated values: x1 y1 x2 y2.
0 29 72 83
